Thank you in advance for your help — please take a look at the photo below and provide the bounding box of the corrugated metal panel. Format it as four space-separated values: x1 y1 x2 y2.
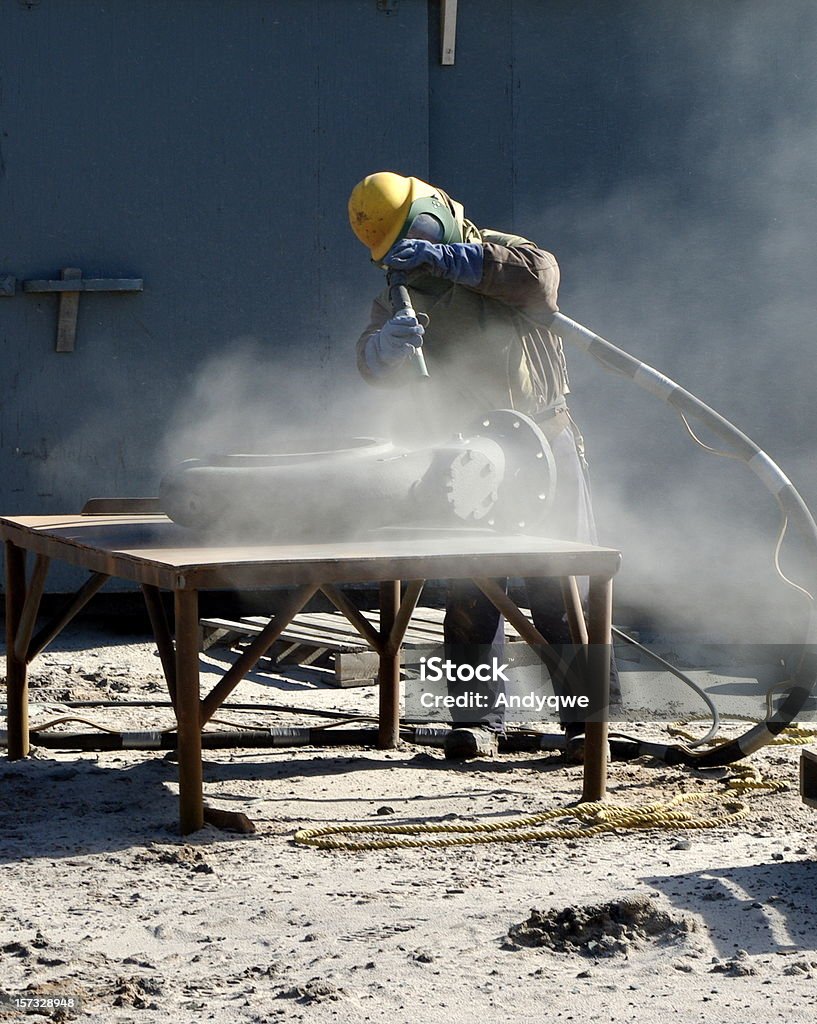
0 0 429 587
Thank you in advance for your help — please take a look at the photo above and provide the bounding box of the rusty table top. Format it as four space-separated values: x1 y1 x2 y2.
0 515 621 591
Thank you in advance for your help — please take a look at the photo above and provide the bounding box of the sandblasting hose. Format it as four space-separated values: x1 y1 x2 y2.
549 311 817 766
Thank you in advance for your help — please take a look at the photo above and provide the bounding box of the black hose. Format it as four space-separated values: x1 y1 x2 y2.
549 311 817 765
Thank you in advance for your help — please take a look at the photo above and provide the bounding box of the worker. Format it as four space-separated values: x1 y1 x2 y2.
348 171 615 760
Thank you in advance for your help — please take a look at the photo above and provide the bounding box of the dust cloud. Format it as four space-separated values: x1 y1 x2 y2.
511 4 817 643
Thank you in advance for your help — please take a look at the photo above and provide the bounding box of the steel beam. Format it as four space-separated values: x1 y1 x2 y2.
4 542 29 758
199 584 319 725
174 588 204 834
28 571 109 660
13 555 50 662
560 575 589 646
141 584 177 707
378 581 401 749
582 576 613 802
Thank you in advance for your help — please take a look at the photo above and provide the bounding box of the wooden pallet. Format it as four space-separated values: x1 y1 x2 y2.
201 607 524 688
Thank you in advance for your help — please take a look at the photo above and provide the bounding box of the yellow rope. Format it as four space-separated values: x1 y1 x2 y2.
725 763 789 794
293 791 752 851
293 755 796 852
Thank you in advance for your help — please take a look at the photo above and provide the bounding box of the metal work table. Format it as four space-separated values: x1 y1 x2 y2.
2 514 621 834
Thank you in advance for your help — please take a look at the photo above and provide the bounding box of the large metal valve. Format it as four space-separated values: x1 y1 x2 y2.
159 409 556 539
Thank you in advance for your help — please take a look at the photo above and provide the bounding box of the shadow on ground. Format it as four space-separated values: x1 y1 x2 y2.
645 860 817 957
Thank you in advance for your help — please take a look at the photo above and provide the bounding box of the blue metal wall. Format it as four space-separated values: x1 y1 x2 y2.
428 1 817 633
2 0 816 624
1 0 429 518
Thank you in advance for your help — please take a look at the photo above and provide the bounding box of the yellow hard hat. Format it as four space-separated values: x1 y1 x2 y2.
348 172 449 262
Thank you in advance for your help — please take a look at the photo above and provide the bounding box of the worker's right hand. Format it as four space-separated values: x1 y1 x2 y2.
371 313 425 366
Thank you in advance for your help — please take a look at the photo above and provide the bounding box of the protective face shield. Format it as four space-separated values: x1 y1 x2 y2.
348 171 464 262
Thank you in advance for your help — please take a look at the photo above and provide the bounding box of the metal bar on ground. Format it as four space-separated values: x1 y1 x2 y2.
4 541 29 759
141 584 178 707
13 554 49 662
378 580 401 749
199 584 319 725
174 588 204 834
27 572 110 660
582 576 613 803
320 583 384 651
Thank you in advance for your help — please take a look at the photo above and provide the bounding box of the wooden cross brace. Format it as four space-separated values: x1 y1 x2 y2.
23 267 143 352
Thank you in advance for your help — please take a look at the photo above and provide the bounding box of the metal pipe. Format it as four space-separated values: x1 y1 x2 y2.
560 576 589 646
378 581 401 749
28 572 109 660
199 584 319 725
383 579 425 658
582 577 613 802
321 583 384 652
4 541 29 759
141 584 178 707
549 310 817 764
13 727 380 752
388 269 429 379
13 554 49 662
174 588 204 835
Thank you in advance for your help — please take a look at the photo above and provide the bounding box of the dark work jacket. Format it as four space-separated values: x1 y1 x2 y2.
355 228 569 439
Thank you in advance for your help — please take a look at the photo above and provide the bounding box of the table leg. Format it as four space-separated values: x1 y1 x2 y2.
174 588 203 834
4 541 29 759
559 576 589 645
378 580 400 749
582 576 613 802
142 584 177 708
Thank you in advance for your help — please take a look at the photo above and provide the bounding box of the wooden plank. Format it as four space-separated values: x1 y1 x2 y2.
23 277 143 293
81 497 162 515
200 623 242 652
334 650 382 687
248 611 440 649
281 612 375 645
55 268 82 352
203 616 385 687
205 606 521 654
241 616 370 654
440 0 458 65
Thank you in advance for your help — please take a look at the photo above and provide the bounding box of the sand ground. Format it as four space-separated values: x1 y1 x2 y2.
2 620 817 1023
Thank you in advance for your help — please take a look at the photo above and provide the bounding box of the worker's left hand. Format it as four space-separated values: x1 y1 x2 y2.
384 239 483 287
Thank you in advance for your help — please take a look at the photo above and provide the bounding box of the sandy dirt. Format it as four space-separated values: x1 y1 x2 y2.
2 620 817 1023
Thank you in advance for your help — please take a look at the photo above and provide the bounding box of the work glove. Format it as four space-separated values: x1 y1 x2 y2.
362 312 425 375
384 239 484 288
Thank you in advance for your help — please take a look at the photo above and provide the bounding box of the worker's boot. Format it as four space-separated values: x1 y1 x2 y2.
444 726 500 760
